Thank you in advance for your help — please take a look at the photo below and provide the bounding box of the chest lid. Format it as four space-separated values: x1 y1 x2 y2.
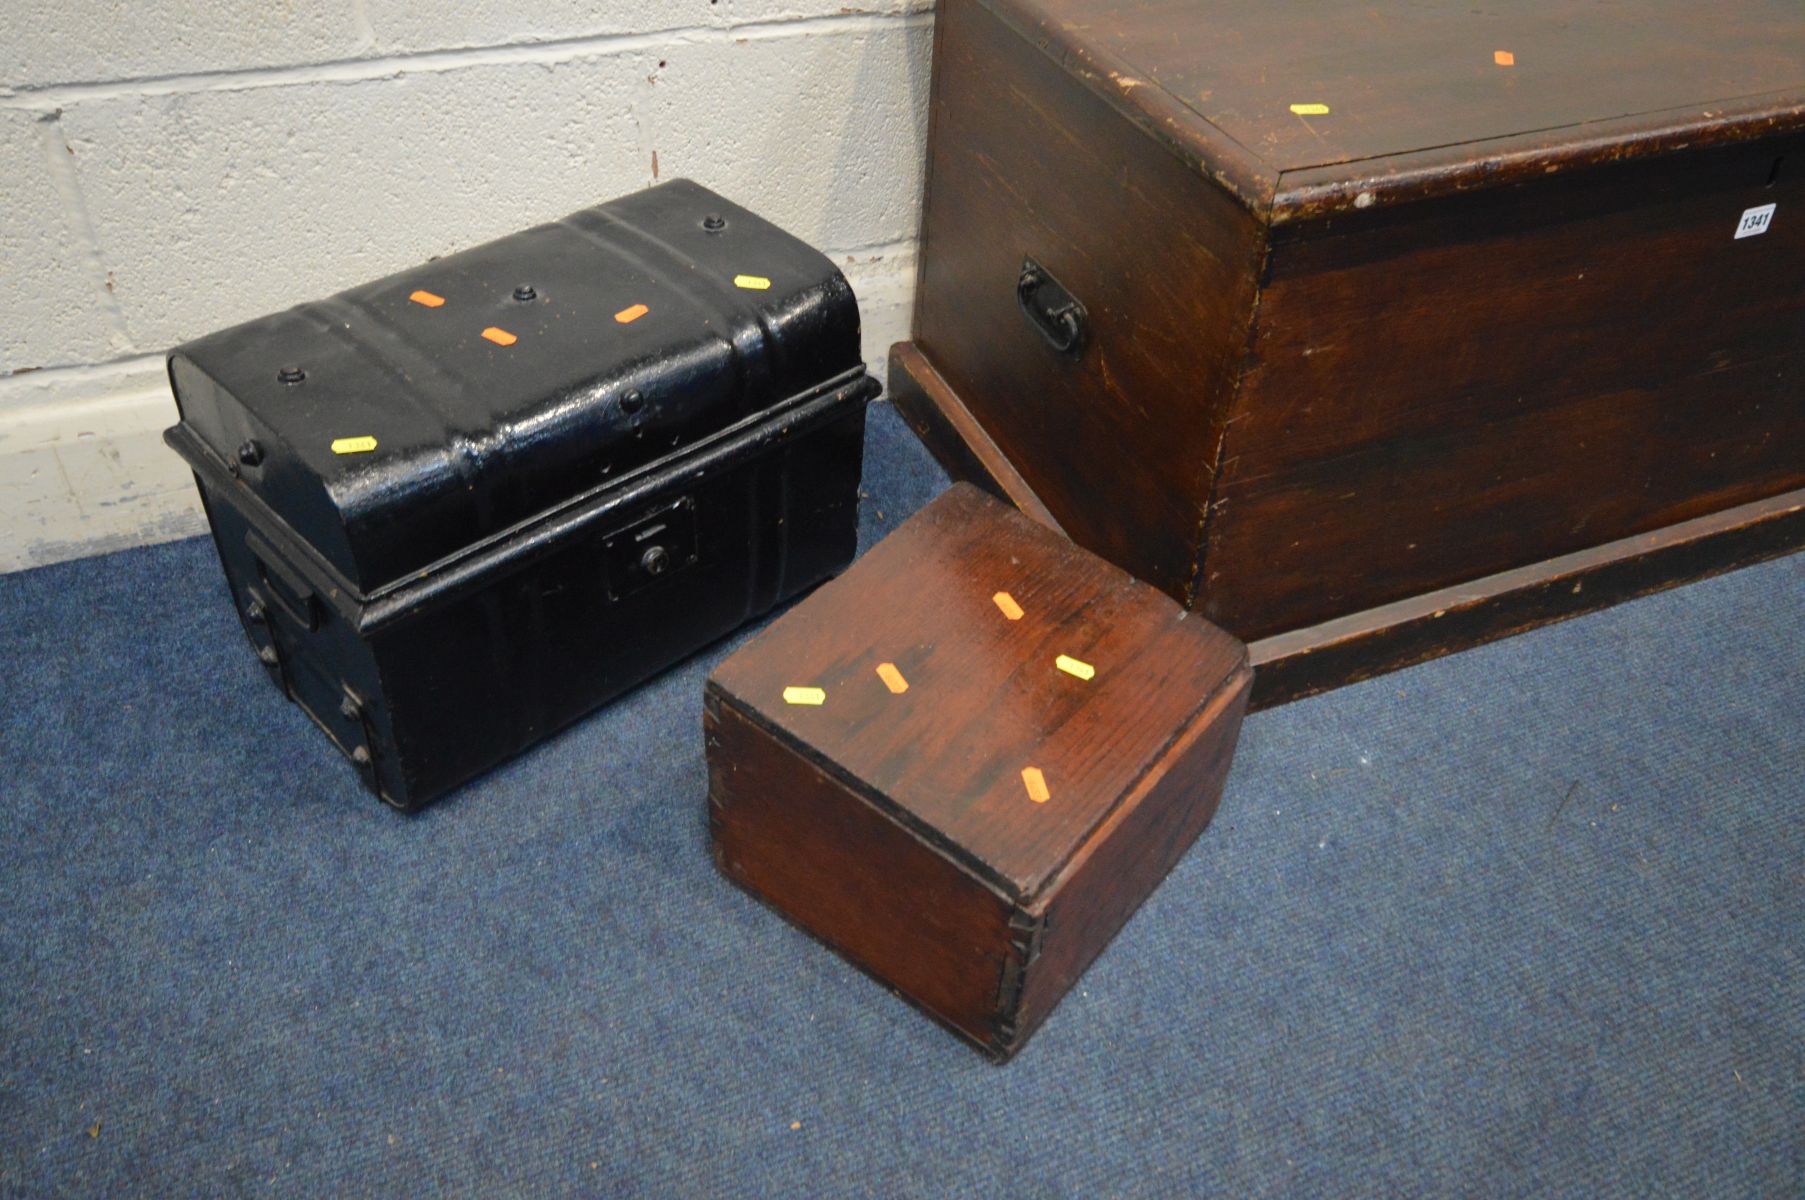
166 179 869 594
707 483 1249 901
984 0 1805 217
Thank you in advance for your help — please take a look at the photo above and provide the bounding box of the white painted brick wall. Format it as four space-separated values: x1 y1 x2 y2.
0 108 131 371
0 1 932 571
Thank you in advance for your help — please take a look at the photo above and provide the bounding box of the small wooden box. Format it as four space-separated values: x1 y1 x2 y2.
705 484 1251 1059
894 0 1805 707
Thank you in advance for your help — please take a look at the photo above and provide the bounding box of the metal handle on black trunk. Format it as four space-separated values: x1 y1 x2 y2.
1017 257 1088 355
247 534 322 632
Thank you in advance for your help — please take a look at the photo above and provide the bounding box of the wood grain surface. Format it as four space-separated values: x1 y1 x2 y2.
1208 134 1805 639
708 484 1245 896
913 0 1264 603
899 0 1805 693
706 484 1252 1058
983 0 1805 215
707 689 1015 1046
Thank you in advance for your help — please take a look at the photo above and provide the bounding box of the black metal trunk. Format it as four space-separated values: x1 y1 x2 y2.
166 180 878 810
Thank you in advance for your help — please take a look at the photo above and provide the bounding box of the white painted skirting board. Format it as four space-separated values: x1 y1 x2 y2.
0 254 916 574
0 357 206 573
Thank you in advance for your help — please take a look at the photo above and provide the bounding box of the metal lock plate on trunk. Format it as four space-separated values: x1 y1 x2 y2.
601 497 698 600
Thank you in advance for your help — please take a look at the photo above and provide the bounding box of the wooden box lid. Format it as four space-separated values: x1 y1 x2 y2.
708 483 1247 902
982 0 1805 216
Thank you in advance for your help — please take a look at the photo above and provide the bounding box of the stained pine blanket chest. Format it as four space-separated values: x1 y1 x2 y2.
167 181 878 809
893 0 1805 704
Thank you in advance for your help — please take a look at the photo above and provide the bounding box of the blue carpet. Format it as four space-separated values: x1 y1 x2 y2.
1 400 1800 1197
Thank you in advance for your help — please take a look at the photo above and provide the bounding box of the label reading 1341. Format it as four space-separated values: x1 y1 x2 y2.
1735 203 1777 239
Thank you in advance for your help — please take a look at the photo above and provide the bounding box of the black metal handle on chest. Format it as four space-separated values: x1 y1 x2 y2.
1017 257 1088 356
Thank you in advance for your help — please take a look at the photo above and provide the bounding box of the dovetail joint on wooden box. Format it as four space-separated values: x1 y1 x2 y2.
992 905 1047 1045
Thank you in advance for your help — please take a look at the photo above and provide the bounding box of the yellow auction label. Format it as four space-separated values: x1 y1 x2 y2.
331 436 378 455
733 275 772 290
782 686 826 706
1055 654 1096 681
1289 102 1331 115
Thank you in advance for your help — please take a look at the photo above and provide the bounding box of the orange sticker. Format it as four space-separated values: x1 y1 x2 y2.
1493 49 1515 66
1022 767 1050 804
481 327 518 346
875 662 909 694
992 591 1024 621
409 289 446 308
615 303 649 324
